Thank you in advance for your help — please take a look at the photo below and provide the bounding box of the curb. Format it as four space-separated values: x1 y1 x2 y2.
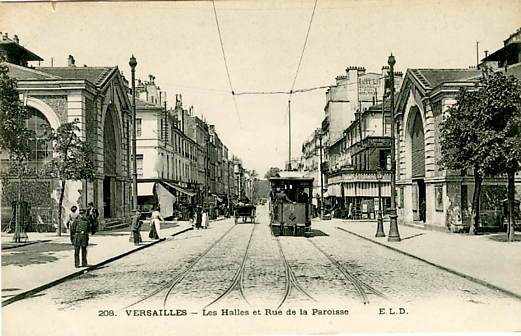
1 226 193 307
1 240 51 250
335 226 521 302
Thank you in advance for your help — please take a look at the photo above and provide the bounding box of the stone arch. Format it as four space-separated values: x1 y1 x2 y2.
26 97 60 130
403 105 427 179
102 104 123 218
404 104 427 221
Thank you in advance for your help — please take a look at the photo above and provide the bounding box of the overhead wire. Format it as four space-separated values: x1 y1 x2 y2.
282 0 318 167
289 0 319 97
212 0 242 129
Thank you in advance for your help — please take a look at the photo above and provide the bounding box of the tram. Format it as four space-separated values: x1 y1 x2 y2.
269 172 314 236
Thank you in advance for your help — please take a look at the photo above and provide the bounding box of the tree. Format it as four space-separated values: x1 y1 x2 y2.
440 72 521 236
0 62 35 241
477 72 521 241
41 121 95 236
264 167 281 180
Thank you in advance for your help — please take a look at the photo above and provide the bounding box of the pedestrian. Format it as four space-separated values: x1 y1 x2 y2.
70 208 91 268
130 209 143 246
420 199 426 223
86 202 99 235
149 206 165 239
194 205 202 229
202 206 210 229
66 205 79 232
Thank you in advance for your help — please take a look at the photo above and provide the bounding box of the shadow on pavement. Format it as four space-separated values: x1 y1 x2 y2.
2 242 75 267
310 229 329 236
488 233 521 242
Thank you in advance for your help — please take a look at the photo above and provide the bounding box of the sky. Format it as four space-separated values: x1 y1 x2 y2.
1 0 520 176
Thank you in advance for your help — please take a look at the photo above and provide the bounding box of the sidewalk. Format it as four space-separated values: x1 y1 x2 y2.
1 218 204 306
328 218 521 299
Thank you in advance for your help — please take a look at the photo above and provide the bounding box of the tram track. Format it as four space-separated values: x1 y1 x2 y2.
203 221 258 308
273 229 390 306
306 238 390 304
160 212 259 310
119 222 240 311
274 235 316 309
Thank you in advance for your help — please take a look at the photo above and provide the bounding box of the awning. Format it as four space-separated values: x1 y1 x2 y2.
162 181 196 197
328 183 342 197
138 182 155 196
156 183 176 218
343 182 390 197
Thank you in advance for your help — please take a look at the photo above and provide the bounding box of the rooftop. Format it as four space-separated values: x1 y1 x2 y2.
36 66 118 87
409 68 482 90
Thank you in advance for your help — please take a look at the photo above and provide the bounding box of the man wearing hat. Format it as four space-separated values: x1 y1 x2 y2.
70 208 91 268
130 209 143 246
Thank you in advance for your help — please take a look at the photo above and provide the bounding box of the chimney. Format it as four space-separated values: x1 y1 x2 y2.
13 35 19 44
484 50 489 58
68 55 76 67
4 33 8 40
148 74 155 83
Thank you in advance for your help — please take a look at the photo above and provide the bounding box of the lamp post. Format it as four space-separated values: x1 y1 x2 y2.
129 55 138 211
375 167 385 237
127 56 139 247
387 54 401 242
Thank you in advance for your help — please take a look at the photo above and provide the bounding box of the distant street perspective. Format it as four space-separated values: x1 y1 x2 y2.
2 1 521 335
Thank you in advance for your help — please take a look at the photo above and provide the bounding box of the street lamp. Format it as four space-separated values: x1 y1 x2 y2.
387 54 401 242
129 55 138 212
375 167 385 237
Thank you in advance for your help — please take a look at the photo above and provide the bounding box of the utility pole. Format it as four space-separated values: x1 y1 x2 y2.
387 54 401 242
288 99 292 171
129 55 138 211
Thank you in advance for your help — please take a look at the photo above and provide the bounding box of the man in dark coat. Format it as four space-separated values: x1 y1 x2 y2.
274 188 294 221
86 202 99 235
70 209 91 268
130 209 143 246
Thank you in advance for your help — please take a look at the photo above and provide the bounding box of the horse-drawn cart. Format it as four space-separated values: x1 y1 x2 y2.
234 204 256 224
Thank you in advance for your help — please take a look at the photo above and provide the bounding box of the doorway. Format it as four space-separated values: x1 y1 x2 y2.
412 179 426 222
103 176 112 218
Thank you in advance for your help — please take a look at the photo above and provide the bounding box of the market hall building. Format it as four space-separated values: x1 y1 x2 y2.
1 33 133 229
394 67 519 232
395 27 521 232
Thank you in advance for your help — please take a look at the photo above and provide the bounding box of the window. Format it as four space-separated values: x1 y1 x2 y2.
136 118 142 137
136 154 143 178
26 107 52 173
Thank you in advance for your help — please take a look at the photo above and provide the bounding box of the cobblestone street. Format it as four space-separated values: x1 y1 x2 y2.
3 206 521 334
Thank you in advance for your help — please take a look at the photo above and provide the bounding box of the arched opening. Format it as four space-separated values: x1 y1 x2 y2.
409 109 426 222
103 106 118 218
26 107 52 173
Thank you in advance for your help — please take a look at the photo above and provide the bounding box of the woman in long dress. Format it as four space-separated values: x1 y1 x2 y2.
201 206 210 229
149 206 164 239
